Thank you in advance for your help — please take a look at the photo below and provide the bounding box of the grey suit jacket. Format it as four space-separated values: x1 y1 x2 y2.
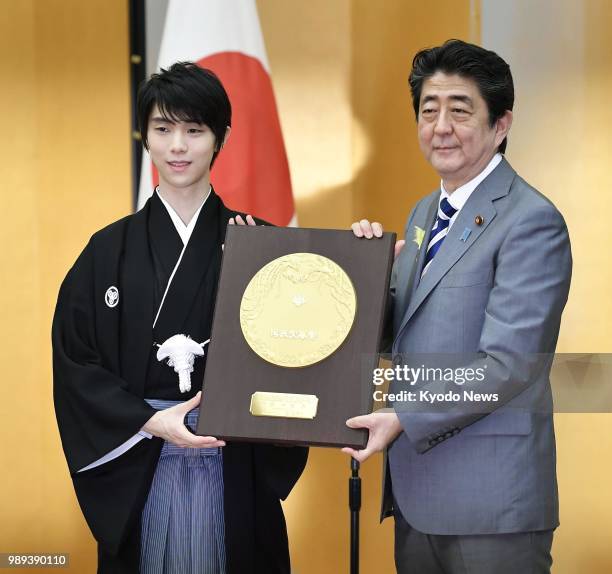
383 158 572 535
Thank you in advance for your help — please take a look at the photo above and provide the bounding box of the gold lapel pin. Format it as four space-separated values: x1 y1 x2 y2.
475 215 484 226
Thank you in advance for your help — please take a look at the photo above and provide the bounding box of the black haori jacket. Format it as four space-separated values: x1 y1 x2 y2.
53 189 307 573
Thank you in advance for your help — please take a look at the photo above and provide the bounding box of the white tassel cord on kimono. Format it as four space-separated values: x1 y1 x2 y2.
156 335 210 393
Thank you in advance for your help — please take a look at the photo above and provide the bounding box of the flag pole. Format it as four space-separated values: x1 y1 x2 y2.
128 0 146 211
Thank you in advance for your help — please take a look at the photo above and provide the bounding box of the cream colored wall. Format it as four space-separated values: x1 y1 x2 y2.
258 0 353 230
1 1 131 571
2 0 610 572
481 1 612 572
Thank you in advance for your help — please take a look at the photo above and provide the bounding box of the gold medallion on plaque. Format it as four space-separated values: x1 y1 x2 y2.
240 253 357 367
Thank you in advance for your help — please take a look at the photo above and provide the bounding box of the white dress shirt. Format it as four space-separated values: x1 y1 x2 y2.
440 153 502 227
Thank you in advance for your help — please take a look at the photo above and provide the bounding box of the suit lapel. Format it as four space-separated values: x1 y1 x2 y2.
395 159 517 340
410 196 439 297
393 195 438 335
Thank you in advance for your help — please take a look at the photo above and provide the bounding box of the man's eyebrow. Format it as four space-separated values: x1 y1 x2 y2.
150 115 175 124
449 94 473 106
421 94 474 106
421 94 438 105
150 115 203 125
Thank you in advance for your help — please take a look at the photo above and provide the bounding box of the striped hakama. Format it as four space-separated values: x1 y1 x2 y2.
140 399 226 574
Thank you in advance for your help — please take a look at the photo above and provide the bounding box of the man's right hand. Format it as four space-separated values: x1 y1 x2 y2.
142 391 226 449
351 219 405 259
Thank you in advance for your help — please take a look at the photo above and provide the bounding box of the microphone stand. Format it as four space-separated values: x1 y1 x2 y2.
349 458 361 574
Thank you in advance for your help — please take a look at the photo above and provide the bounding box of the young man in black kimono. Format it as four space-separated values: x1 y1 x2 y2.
53 62 307 574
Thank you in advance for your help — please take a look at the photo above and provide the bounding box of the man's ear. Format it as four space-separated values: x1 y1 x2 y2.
219 126 231 150
495 110 513 148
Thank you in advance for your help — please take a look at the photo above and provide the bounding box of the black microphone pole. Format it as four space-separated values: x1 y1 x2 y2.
349 458 361 574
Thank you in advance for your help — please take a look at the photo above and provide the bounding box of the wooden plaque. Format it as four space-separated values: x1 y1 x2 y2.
197 226 395 448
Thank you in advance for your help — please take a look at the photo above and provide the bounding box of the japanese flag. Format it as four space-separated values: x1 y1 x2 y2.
138 0 295 226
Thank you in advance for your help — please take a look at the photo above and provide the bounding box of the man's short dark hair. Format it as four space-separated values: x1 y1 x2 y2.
408 39 514 153
137 62 231 166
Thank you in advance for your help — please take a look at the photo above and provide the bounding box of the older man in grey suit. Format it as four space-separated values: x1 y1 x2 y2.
345 40 572 573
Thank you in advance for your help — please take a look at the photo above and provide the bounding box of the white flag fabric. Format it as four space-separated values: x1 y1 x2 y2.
137 0 295 226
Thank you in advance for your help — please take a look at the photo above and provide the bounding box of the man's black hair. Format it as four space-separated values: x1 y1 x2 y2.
137 62 231 166
408 39 514 153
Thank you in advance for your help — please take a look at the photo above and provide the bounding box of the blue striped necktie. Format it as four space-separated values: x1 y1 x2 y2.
421 197 458 276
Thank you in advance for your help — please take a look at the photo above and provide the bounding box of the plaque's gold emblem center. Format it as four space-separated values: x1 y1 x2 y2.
240 253 357 367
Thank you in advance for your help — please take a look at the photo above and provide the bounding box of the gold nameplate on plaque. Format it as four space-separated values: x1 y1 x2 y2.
250 391 319 419
240 253 357 367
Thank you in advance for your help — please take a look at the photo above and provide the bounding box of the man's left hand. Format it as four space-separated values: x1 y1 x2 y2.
342 410 403 463
229 214 257 226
